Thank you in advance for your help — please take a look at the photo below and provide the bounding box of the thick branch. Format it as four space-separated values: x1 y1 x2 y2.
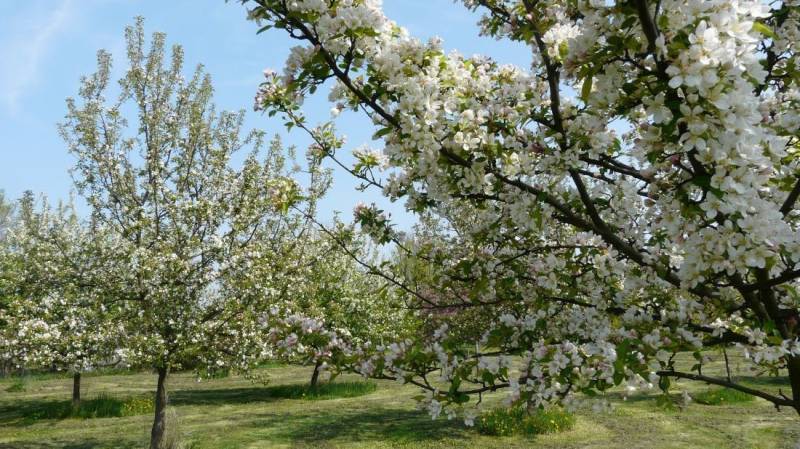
657 370 796 408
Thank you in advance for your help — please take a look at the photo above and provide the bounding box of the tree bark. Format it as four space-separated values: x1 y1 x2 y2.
72 372 81 409
310 360 322 388
786 356 800 416
149 367 169 449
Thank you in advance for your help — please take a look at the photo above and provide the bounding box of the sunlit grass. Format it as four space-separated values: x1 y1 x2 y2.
0 359 797 449
476 406 575 436
692 388 756 406
266 381 377 400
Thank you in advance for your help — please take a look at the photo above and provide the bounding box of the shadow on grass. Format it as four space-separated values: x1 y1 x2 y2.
171 381 376 406
0 383 374 427
598 375 791 406
252 407 467 445
0 438 140 449
737 375 790 388
0 394 153 427
0 400 76 427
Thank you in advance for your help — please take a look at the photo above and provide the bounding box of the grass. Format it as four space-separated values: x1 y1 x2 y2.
259 381 377 400
4 378 25 392
692 388 756 406
167 381 377 406
476 406 575 436
18 393 154 422
0 355 798 448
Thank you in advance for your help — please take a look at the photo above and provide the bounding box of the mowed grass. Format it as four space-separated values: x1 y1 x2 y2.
0 354 799 449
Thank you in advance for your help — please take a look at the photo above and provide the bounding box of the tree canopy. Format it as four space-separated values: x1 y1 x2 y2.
241 0 800 420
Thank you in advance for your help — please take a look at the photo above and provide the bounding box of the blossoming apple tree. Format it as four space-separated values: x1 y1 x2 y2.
275 228 413 386
241 0 800 420
60 19 328 448
0 191 14 243
199 190 415 386
0 191 16 376
0 194 124 407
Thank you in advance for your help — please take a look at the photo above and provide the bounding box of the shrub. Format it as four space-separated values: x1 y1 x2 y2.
476 406 575 437
693 388 755 406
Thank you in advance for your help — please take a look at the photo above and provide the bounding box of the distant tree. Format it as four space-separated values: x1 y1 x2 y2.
0 191 15 242
0 196 123 406
60 19 325 448
283 230 412 387
0 190 17 376
0 190 17 319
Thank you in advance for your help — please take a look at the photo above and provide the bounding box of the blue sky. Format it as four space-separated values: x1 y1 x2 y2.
0 0 530 227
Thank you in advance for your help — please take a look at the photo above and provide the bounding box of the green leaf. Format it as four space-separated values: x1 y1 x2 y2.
658 375 671 392
449 376 462 395
558 42 569 60
691 174 711 190
581 388 598 397
580 75 593 102
657 14 669 30
373 127 393 139
764 319 777 336
608 35 624 47
453 392 470 404
621 16 637 29
752 22 776 39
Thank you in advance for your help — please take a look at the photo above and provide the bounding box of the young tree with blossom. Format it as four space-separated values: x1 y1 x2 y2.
0 195 124 407
60 19 325 448
0 191 19 377
197 156 412 386
0 190 15 368
241 0 800 420
0 191 14 243
281 229 412 386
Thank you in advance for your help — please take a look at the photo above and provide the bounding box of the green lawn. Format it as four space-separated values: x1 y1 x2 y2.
1 358 798 449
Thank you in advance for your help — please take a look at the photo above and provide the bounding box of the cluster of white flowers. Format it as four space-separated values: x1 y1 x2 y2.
244 0 800 422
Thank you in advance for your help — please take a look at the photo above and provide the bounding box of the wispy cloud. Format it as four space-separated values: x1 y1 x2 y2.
0 0 75 115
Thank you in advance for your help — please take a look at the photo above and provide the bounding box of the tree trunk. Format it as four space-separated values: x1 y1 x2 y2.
149 367 169 449
787 356 800 416
72 372 81 408
310 360 322 388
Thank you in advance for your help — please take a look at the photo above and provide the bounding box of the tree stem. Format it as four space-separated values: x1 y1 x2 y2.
72 372 81 409
150 367 169 449
310 359 322 388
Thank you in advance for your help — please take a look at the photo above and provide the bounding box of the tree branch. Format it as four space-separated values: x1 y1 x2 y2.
657 369 796 408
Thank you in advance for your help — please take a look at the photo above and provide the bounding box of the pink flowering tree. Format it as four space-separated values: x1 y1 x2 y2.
240 0 800 421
